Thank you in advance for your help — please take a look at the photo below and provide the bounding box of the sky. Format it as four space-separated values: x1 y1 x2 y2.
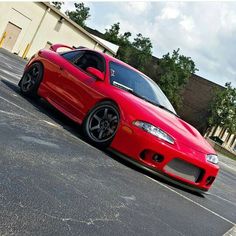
61 1 236 88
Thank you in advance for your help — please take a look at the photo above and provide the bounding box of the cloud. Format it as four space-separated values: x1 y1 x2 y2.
125 2 151 15
220 6 236 33
64 1 236 87
61 2 75 12
159 7 180 20
180 16 194 32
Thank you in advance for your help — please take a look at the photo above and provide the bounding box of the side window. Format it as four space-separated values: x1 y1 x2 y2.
60 50 84 62
73 52 105 73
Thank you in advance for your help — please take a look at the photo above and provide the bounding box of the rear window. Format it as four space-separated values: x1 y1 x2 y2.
60 50 83 62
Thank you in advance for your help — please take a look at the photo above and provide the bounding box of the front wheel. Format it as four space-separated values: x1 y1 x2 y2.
19 62 43 97
83 101 120 147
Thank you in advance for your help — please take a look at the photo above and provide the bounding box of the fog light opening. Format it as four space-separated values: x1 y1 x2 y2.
153 154 164 163
206 176 215 186
140 150 146 160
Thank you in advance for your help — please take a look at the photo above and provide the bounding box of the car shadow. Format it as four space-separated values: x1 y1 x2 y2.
2 79 205 198
104 149 205 198
2 79 84 135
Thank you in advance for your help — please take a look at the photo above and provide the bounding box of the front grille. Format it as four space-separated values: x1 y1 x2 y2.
164 158 202 183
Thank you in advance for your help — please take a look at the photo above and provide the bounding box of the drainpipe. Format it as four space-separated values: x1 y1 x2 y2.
22 6 50 58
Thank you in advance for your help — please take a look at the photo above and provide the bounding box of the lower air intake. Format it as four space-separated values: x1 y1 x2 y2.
164 158 202 183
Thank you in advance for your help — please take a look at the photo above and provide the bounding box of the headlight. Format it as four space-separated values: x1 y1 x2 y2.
206 154 219 164
133 121 174 144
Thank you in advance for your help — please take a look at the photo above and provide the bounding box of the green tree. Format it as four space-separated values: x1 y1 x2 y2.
104 24 197 108
208 82 236 134
104 23 152 72
104 23 131 50
132 33 152 55
104 23 122 44
104 23 132 62
65 2 90 28
52 2 64 10
157 49 197 109
128 33 152 72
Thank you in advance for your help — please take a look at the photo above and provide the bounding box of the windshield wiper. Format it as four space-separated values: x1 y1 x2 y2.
113 81 134 92
113 81 150 102
156 104 179 117
113 81 179 117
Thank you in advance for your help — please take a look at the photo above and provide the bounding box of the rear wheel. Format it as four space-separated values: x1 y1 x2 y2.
83 101 120 147
19 62 43 97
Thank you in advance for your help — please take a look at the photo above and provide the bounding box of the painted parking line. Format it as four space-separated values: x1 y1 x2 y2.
145 175 235 225
0 109 27 118
42 120 61 128
223 225 236 236
220 162 236 174
208 193 236 207
0 68 22 79
0 75 19 85
0 91 61 129
1 78 235 229
0 94 38 118
0 108 61 129
0 89 97 150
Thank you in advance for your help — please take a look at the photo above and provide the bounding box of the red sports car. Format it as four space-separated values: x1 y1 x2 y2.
18 44 219 193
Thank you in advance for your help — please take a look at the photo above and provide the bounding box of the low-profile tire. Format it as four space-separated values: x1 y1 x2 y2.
83 101 120 148
19 62 43 97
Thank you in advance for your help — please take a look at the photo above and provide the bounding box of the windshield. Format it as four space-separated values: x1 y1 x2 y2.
109 62 177 115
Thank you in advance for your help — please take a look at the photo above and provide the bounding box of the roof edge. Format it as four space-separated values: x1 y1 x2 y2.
42 2 117 55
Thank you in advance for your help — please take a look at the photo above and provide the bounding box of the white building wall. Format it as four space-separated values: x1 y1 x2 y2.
27 7 95 56
0 3 47 55
0 2 115 58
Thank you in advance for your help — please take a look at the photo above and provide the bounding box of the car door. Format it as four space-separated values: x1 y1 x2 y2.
42 50 84 117
57 50 106 122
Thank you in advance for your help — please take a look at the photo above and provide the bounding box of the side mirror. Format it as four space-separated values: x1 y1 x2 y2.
86 67 104 81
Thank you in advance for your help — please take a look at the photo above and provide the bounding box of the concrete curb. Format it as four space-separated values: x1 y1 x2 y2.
223 225 236 236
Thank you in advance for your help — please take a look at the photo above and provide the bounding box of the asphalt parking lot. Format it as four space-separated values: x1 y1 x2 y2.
0 48 236 236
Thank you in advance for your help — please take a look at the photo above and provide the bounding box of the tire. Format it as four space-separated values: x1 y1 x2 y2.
19 62 43 97
83 101 120 148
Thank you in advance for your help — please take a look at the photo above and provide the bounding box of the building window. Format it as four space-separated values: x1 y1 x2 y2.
225 133 232 143
230 135 236 147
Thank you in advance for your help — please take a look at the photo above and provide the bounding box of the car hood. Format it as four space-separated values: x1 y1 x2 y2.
121 92 215 155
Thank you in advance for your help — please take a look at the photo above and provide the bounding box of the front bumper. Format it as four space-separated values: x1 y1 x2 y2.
111 122 219 191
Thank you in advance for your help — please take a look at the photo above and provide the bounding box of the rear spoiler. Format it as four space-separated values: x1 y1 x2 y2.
49 44 74 52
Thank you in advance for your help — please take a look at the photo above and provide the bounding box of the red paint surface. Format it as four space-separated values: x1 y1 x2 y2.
24 46 219 191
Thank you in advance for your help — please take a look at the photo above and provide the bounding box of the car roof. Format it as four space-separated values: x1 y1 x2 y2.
77 48 146 76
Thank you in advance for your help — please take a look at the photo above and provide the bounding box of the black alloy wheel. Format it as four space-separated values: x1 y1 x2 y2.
19 62 43 97
83 101 120 147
